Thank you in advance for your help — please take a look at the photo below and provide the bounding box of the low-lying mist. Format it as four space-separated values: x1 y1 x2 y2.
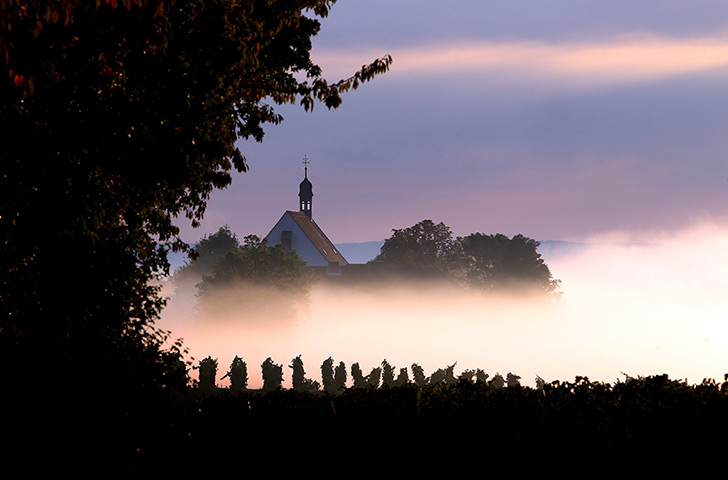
158 223 728 389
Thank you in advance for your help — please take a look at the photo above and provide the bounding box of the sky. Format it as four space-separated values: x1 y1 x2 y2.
176 0 728 246
158 2 728 388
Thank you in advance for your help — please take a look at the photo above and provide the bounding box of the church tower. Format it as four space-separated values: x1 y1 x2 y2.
265 155 348 271
298 155 313 218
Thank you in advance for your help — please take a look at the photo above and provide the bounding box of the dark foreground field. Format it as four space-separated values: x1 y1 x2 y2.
15 374 726 474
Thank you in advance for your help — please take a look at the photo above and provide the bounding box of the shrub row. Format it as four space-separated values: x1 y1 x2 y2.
194 354 525 393
121 356 728 472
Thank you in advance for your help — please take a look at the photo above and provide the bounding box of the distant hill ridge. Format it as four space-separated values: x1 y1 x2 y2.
168 238 630 272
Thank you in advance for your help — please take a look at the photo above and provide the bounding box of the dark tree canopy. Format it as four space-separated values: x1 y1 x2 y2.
372 219 459 270
173 225 240 292
198 235 316 292
0 1 389 466
196 234 318 318
1 0 389 363
188 225 240 271
372 220 560 296
460 233 561 295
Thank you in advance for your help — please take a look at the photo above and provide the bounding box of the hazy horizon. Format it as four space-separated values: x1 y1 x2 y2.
158 220 728 390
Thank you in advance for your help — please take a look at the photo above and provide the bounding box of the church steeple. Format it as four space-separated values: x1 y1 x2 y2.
298 155 313 218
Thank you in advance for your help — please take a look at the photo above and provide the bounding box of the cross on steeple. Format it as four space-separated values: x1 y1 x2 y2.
299 155 313 218
302 155 310 178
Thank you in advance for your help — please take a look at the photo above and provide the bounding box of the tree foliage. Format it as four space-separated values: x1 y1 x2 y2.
290 354 320 392
334 361 347 392
174 225 239 279
196 234 318 318
261 357 284 392
373 220 560 296
372 219 459 270
199 235 316 292
321 356 336 394
460 233 561 295
351 362 366 389
321 357 346 394
222 355 248 392
0 1 389 465
2 0 389 345
197 356 218 392
144 371 728 472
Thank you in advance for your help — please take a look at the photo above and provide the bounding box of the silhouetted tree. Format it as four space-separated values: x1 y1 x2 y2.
430 369 446 385
198 357 218 393
261 357 284 393
351 363 367 389
372 221 560 296
459 369 477 383
221 356 248 392
412 363 429 387
196 235 318 318
506 373 522 388
459 233 560 295
173 226 240 293
2 0 390 365
367 367 382 389
321 357 336 394
2 0 389 467
444 363 458 385
490 373 505 389
381 359 396 387
427 363 458 385
335 361 348 392
393 368 410 387
290 355 320 393
372 220 460 271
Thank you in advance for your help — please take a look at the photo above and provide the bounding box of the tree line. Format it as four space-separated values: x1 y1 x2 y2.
194 354 527 394
173 219 561 318
372 219 561 296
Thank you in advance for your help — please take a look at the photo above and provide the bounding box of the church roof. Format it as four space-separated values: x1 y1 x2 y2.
282 211 348 266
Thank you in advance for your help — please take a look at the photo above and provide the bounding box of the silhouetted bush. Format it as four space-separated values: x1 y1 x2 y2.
321 357 336 394
334 361 347 392
381 359 396 387
100 360 728 474
197 356 218 393
394 367 409 386
506 372 521 387
290 355 320 392
489 372 505 388
261 357 283 392
412 363 428 386
222 356 248 392
366 366 382 388
351 362 366 388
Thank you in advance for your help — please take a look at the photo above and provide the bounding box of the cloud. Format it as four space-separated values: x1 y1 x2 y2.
314 34 728 90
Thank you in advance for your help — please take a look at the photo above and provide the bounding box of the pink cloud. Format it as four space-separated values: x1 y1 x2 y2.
313 34 728 90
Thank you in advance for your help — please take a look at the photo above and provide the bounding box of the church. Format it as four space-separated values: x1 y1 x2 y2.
265 159 349 276
265 158 446 284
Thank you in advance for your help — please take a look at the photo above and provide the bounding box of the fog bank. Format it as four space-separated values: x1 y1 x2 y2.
158 223 728 389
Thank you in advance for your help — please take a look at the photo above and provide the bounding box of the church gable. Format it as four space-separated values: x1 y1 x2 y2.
266 211 348 268
264 157 348 270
